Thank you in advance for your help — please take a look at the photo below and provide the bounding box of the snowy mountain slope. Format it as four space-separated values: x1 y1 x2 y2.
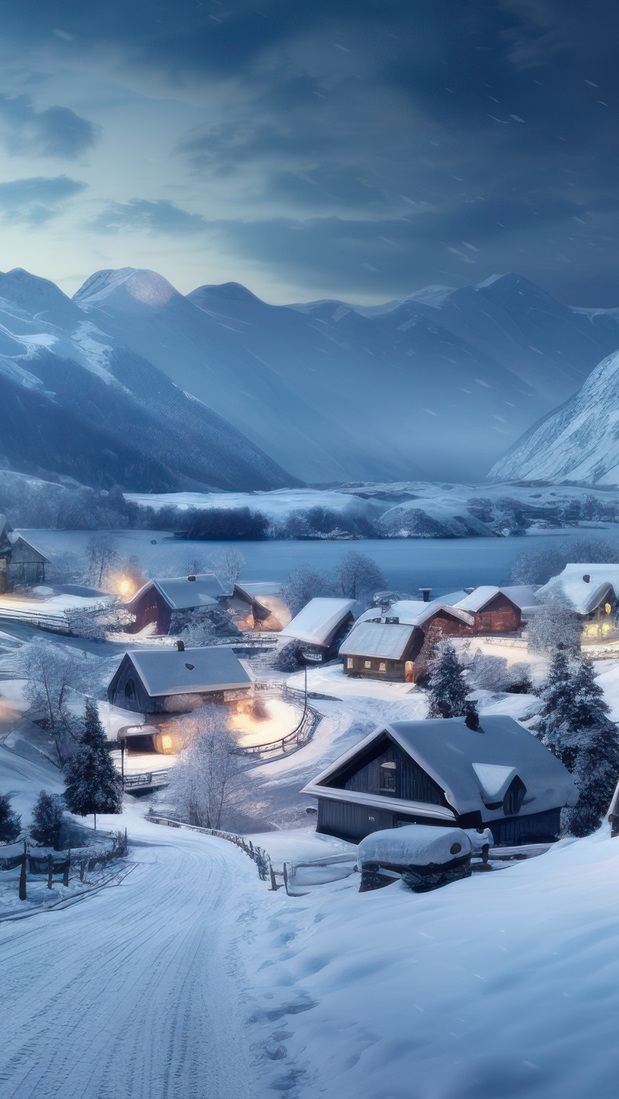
0 269 296 492
488 347 619 484
74 268 619 483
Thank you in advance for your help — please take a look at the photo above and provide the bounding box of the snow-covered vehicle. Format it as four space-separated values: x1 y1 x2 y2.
357 825 492 893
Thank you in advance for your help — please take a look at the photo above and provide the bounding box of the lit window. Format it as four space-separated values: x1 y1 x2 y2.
380 761 397 792
347 657 353 669
379 662 387 672
364 660 372 669
605 603 612 615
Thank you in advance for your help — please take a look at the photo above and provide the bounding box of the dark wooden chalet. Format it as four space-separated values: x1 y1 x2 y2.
7 533 50 587
107 644 252 714
281 597 359 663
125 573 226 635
302 715 577 846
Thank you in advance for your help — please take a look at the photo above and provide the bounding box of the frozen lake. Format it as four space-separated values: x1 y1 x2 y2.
18 526 617 596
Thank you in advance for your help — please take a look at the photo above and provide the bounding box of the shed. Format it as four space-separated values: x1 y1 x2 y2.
302 715 577 846
281 597 360 663
339 620 424 682
107 645 252 714
451 586 530 633
7 532 50 587
125 573 226 634
224 583 288 632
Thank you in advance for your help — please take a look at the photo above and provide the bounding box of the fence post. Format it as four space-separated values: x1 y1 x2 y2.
80 859 85 883
19 843 27 901
47 854 53 890
269 862 279 891
63 854 70 887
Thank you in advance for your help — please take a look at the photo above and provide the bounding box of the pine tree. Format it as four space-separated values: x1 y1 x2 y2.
30 790 64 849
536 647 574 756
427 641 470 718
562 658 619 837
64 699 123 830
0 792 21 843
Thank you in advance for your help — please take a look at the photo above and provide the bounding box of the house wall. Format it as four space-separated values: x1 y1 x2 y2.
130 590 171 635
8 540 46 586
473 594 521 634
343 654 412 682
108 656 153 714
488 808 561 845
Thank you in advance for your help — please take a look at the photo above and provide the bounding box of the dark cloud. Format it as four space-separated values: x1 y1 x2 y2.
0 175 86 225
91 199 209 235
0 93 97 158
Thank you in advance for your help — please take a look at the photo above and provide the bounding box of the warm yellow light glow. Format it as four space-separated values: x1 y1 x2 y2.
605 603 612 615
117 578 134 597
160 734 173 752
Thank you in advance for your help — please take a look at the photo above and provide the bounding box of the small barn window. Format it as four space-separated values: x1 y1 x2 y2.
124 679 136 703
379 662 387 673
504 776 526 816
346 658 353 669
364 660 372 669
380 761 397 792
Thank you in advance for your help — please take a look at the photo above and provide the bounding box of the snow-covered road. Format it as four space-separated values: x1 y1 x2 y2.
0 818 264 1099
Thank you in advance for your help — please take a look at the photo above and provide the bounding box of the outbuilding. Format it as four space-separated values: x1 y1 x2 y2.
302 714 577 846
107 644 252 714
281 597 359 663
125 573 227 635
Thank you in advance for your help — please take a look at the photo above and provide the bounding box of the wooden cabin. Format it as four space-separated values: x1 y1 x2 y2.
107 644 252 715
340 604 475 682
281 597 359 664
537 565 619 641
451 587 525 633
7 533 50 587
0 514 11 594
125 573 226 635
302 715 577 846
224 583 288 632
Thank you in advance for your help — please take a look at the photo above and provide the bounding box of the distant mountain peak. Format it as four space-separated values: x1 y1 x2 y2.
189 281 265 305
74 268 180 309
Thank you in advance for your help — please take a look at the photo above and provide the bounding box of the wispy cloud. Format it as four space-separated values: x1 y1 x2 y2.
91 198 209 235
0 176 87 225
0 93 98 158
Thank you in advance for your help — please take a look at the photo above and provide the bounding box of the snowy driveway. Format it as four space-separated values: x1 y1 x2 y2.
0 818 264 1099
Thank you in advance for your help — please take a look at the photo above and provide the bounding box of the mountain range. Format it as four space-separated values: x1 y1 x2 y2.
75 269 619 483
0 266 619 492
489 347 619 484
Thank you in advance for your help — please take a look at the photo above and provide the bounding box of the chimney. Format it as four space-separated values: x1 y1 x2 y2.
176 640 185 652
464 705 481 732
418 587 432 603
583 574 590 583
187 575 196 582
464 587 475 595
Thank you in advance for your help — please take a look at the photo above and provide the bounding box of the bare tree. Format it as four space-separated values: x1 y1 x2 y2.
168 707 246 830
281 566 337 617
206 548 245 593
22 641 91 766
86 536 118 589
333 551 386 601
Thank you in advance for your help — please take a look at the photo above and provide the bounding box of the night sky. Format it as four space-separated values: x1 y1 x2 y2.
1 0 619 305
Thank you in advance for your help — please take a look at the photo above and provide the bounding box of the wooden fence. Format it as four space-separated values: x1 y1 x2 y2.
0 830 128 900
146 812 272 882
233 701 321 761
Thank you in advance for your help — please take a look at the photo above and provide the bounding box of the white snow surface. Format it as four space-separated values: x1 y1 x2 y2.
281 597 358 647
357 824 474 866
538 563 619 614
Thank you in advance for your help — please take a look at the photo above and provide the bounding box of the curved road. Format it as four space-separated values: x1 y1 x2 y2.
0 820 265 1099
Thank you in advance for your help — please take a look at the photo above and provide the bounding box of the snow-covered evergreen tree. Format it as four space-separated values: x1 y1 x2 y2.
0 792 21 843
427 641 470 718
30 790 64 849
536 647 574 755
562 658 619 837
64 699 123 830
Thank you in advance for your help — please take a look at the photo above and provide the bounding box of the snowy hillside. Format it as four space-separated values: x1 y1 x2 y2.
74 269 619 484
0 269 295 493
489 348 619 484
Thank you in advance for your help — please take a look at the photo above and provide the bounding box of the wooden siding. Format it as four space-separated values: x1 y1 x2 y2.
8 539 47 586
472 593 521 634
343 654 413 682
336 737 448 807
489 808 561 845
130 590 172 635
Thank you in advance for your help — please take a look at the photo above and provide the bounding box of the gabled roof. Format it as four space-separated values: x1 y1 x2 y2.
360 600 474 629
303 716 577 820
127 573 224 611
8 531 51 562
538 564 619 616
339 620 422 660
117 645 251 697
281 597 359 647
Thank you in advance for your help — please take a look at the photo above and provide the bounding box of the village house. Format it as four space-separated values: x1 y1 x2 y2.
537 564 619 640
107 644 252 715
6 531 50 587
281 597 360 663
224 582 289 632
125 573 228 635
302 714 577 846
340 602 476 683
449 585 539 633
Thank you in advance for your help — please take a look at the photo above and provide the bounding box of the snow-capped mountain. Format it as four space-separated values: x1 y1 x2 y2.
0 270 296 492
488 348 619 484
74 269 619 483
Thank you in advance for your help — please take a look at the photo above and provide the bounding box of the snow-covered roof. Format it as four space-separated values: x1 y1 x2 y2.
339 620 421 660
452 585 539 614
281 598 358 647
122 645 251 696
303 716 577 820
538 564 619 615
128 573 224 611
361 600 474 629
386 599 431 622
8 531 51 562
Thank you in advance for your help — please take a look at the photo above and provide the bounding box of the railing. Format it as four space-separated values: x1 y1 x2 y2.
123 769 170 791
0 606 70 633
146 812 272 881
0 831 128 900
233 703 321 761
